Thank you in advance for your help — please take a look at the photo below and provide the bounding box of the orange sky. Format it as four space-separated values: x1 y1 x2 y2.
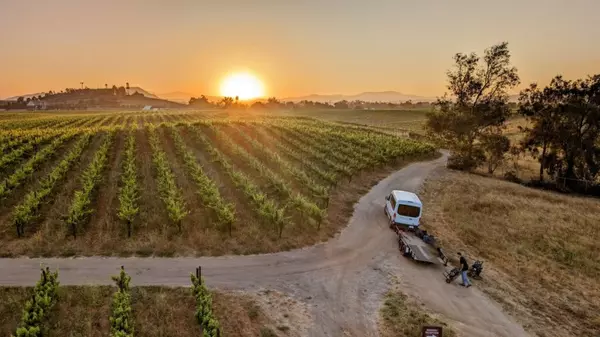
1 0 599 99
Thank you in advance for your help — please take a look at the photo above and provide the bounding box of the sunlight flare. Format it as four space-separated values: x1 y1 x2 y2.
219 72 265 100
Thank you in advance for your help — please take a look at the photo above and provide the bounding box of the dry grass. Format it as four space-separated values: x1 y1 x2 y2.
379 288 456 337
0 286 276 337
420 170 600 337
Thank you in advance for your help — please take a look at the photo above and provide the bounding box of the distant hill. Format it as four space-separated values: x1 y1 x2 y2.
158 91 196 104
4 92 47 101
3 87 184 109
127 87 158 99
284 91 437 103
5 87 159 101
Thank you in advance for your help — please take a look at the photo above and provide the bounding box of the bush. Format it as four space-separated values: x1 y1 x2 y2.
503 170 521 183
260 327 277 337
446 150 485 171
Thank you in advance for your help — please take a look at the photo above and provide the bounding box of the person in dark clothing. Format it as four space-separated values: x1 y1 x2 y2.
457 252 472 287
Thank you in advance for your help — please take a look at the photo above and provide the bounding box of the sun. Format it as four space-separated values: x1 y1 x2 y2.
219 72 265 100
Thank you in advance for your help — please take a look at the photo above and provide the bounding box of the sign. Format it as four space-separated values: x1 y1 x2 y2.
422 326 442 337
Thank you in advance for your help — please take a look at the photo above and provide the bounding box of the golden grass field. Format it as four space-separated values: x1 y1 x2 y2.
420 170 600 337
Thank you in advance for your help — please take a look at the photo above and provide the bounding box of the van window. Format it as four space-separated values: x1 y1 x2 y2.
397 204 420 218
389 194 396 210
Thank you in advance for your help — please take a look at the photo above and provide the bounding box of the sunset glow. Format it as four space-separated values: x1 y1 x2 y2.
219 73 265 100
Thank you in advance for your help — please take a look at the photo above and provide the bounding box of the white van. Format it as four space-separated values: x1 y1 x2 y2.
384 190 422 229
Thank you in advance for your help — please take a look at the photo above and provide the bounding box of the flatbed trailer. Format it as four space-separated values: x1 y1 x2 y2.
392 224 447 265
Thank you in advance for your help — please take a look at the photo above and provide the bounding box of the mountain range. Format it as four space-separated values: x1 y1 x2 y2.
156 90 438 104
283 91 437 103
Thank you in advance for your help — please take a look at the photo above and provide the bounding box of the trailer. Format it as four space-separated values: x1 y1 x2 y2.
393 225 446 264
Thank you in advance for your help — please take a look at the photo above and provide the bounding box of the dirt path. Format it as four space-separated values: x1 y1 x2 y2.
0 153 528 337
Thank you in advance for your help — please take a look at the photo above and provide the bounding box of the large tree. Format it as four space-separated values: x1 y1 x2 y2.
519 75 600 188
518 82 559 181
426 42 520 170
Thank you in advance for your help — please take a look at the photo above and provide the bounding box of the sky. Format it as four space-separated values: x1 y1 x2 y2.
1 0 599 99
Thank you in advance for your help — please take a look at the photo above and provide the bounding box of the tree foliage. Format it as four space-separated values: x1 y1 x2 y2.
189 95 213 108
519 74 600 189
426 42 519 170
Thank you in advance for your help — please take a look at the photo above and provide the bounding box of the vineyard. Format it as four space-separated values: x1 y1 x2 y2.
0 111 436 256
0 266 278 337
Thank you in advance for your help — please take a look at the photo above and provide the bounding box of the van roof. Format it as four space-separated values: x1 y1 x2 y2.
392 190 422 206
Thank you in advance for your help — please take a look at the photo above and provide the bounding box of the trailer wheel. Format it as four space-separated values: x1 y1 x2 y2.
445 278 452 283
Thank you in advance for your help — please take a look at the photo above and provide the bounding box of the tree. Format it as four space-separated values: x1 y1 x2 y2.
266 97 281 109
334 100 349 109
426 42 520 170
16 96 24 104
251 101 265 109
518 83 558 181
220 96 234 108
519 74 600 189
191 95 212 106
480 130 510 173
116 86 127 96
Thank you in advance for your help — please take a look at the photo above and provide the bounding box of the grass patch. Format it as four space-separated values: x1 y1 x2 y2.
420 170 600 337
379 290 456 337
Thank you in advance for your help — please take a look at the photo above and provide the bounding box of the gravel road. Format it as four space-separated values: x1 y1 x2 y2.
0 152 529 337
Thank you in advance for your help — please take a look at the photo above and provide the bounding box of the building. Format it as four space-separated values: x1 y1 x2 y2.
26 100 47 110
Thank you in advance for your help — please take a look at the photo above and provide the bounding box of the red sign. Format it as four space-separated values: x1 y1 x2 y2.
422 326 443 337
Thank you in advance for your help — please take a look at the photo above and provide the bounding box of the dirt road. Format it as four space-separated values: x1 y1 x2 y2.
0 153 528 337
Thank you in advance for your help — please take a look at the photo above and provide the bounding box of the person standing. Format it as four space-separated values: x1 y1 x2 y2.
458 252 471 287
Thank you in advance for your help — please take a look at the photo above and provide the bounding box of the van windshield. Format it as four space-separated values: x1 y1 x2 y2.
397 204 420 218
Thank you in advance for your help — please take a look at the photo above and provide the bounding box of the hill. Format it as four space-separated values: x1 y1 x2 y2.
157 91 196 104
7 88 185 109
4 92 47 101
127 86 159 99
5 87 159 101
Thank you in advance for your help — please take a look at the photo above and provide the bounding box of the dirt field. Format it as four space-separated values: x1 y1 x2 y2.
420 170 600 337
